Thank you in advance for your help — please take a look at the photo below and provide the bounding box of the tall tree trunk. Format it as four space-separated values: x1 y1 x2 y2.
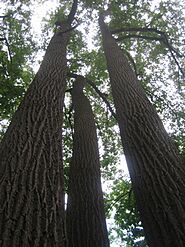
99 15 185 247
0 0 78 242
66 76 109 247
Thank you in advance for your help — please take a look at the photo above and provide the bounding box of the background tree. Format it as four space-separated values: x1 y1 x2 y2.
0 1 36 137
105 178 147 247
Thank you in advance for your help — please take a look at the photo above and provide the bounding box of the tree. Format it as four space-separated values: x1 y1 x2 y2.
105 177 147 247
0 1 78 246
66 75 109 247
99 14 185 247
0 0 185 246
0 2 36 133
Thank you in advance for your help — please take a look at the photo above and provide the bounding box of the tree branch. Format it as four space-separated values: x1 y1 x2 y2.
116 34 163 42
58 22 80 35
5 38 12 63
0 14 12 63
64 102 74 140
67 0 78 25
111 27 164 35
0 35 12 63
87 79 117 120
106 188 133 214
0 15 9 19
161 35 185 76
113 28 184 77
113 27 184 58
168 49 184 77
67 72 117 120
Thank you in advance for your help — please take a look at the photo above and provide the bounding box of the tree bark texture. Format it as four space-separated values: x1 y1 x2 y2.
99 16 185 247
66 76 110 247
0 24 71 247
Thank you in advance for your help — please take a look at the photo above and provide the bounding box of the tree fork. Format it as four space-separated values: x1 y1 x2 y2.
67 72 117 119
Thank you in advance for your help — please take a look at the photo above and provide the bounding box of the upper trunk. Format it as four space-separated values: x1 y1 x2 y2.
66 76 109 247
0 23 71 247
99 15 185 247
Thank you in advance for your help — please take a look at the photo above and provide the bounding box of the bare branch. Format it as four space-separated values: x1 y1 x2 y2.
0 15 9 19
113 27 184 58
67 0 78 25
64 102 74 140
0 35 12 63
114 30 184 77
87 79 117 120
116 34 163 42
5 37 12 63
0 14 12 62
111 27 164 35
67 72 117 120
168 48 185 77
58 21 80 35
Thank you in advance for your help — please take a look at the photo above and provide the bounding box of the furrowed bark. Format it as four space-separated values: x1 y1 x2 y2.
99 15 185 247
66 76 109 247
0 22 71 247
